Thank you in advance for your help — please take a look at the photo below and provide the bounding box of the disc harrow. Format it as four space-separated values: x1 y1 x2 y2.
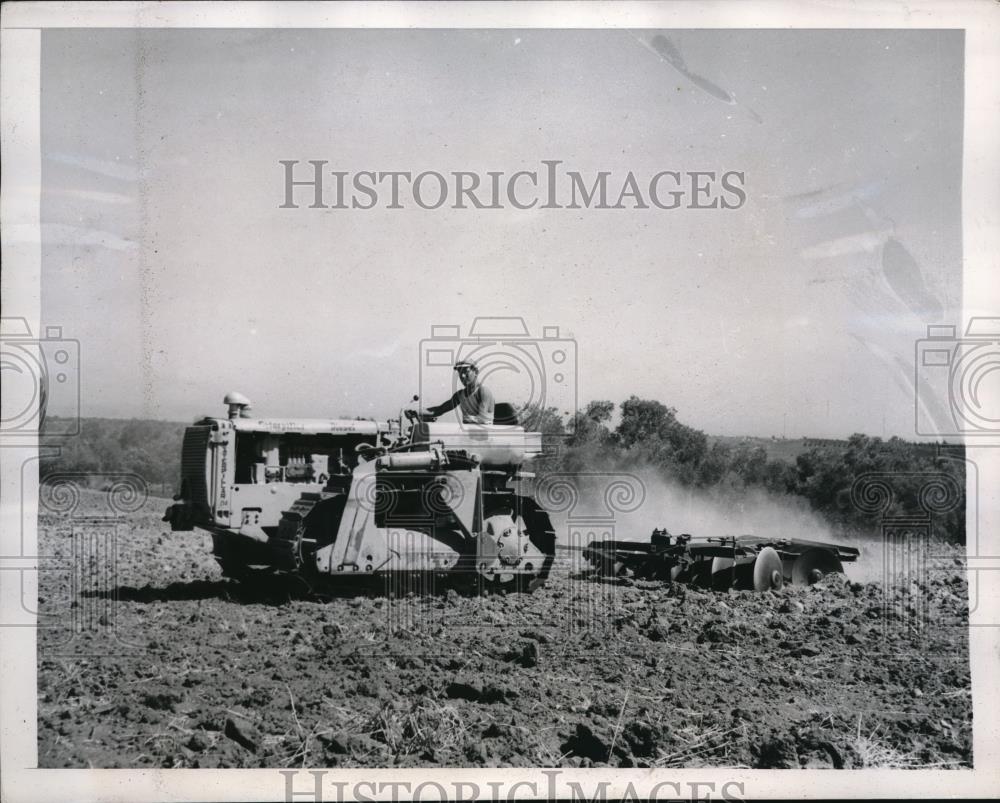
582 528 859 590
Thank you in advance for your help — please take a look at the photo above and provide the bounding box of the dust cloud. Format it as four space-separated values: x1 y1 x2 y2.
542 465 885 582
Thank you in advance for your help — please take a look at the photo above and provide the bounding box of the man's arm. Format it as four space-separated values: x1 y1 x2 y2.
426 390 460 417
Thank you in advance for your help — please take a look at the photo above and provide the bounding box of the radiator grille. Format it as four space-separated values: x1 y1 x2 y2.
181 426 212 507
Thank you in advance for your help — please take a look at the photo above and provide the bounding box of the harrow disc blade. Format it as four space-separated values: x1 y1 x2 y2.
790 548 844 585
752 546 784 592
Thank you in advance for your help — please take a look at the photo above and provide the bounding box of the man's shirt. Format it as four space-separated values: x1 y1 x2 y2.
428 383 495 424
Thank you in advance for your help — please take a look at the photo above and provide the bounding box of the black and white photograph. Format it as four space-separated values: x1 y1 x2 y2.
1 2 998 801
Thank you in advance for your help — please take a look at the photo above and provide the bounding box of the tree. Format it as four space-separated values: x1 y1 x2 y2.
566 400 614 447
615 396 708 481
695 441 730 487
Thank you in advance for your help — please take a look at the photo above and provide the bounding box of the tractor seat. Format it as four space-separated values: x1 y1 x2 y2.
493 402 519 426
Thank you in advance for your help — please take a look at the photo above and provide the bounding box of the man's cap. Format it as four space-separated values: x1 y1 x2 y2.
224 391 251 406
453 360 478 372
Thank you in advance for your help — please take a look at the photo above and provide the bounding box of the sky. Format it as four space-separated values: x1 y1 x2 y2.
37 28 965 438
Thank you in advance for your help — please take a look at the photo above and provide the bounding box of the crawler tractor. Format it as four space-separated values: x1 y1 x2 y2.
164 393 556 590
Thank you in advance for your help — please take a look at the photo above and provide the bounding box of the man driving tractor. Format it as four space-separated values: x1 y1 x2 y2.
418 360 495 425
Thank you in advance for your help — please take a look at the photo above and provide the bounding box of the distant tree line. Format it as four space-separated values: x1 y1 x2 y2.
531 397 966 543
41 417 185 494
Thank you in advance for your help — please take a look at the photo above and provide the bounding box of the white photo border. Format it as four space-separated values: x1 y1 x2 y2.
1 2 998 800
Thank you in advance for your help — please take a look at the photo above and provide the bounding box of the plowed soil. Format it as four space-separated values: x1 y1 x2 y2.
37 492 972 769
